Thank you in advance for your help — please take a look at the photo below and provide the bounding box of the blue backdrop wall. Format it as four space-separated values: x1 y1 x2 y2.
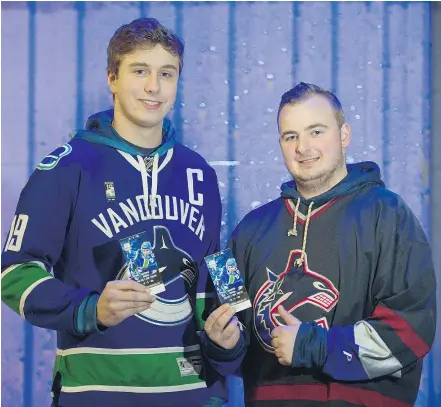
1 2 439 406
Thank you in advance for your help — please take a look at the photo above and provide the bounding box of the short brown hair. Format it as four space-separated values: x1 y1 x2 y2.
278 82 345 128
107 17 184 77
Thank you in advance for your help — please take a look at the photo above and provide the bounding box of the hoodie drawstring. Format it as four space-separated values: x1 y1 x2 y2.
287 198 301 237
150 154 159 210
138 154 159 215
288 198 314 267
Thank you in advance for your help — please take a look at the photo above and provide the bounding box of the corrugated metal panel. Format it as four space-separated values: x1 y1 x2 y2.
0 2 437 407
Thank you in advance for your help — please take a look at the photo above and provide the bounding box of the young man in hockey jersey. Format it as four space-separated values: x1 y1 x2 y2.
1 18 245 407
202 82 437 407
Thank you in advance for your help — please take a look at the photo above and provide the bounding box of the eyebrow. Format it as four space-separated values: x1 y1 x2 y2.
128 62 178 71
281 123 329 137
304 123 329 130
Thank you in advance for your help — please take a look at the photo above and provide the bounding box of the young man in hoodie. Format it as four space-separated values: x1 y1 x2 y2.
202 82 437 407
1 18 245 407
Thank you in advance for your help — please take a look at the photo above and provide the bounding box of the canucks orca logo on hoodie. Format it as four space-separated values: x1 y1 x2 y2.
253 250 339 352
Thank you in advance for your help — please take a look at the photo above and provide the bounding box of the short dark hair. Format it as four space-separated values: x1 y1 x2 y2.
107 17 184 77
277 82 345 128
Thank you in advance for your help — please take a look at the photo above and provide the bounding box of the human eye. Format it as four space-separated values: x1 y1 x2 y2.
160 71 174 79
134 69 147 76
284 134 297 142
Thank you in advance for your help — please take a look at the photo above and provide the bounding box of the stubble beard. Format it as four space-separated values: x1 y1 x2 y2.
293 152 346 197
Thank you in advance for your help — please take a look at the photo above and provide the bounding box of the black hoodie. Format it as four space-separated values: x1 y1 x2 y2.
227 161 436 407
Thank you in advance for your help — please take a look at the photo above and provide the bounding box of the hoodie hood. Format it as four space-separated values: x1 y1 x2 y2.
70 109 175 158
280 161 385 207
70 109 176 217
280 161 385 267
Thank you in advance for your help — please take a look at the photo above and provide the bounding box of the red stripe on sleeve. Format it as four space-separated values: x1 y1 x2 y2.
372 305 429 358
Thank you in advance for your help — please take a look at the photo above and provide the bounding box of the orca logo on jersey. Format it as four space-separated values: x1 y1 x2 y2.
37 143 72 171
253 250 339 353
116 225 198 326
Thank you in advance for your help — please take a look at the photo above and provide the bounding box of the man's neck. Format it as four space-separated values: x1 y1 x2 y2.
296 166 348 200
113 110 162 148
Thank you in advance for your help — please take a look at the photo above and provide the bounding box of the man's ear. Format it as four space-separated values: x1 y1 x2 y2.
341 123 351 148
108 69 117 94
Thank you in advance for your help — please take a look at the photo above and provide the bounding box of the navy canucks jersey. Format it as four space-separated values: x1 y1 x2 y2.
228 162 436 407
1 111 241 407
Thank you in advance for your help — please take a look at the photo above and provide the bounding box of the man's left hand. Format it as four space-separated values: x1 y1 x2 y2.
271 305 302 366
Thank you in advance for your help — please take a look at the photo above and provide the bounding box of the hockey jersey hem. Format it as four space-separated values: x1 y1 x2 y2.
54 344 208 389
246 383 412 407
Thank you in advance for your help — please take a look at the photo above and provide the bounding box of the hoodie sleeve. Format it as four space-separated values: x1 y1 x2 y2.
292 196 437 381
199 168 248 376
1 147 95 334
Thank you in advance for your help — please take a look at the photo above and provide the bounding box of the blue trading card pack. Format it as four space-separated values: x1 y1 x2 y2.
205 248 251 312
119 231 165 295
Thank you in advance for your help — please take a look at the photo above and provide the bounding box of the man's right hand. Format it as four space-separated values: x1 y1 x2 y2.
204 304 241 350
97 280 156 327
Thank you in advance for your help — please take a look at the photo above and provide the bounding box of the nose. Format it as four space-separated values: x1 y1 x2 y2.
144 73 160 95
295 136 311 155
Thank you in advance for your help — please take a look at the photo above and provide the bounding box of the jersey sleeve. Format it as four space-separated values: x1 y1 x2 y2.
1 145 95 334
294 197 437 381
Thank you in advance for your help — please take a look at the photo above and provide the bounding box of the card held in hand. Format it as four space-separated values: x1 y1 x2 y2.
120 232 165 295
205 248 251 313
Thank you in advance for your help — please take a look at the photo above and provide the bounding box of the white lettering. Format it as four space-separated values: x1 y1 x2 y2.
165 196 178 220
91 194 207 242
151 196 164 220
119 199 140 225
136 195 149 221
5 214 29 252
187 169 203 206
107 208 128 234
91 214 113 238
188 206 199 232
195 214 205 241
180 199 190 224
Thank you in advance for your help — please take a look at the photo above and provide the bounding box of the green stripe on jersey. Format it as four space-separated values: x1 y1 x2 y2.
195 293 215 330
56 346 207 390
1 263 52 315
